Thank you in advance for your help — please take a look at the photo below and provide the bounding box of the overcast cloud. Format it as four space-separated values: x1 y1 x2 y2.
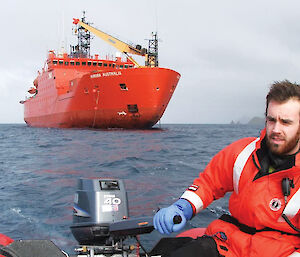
2 0 300 124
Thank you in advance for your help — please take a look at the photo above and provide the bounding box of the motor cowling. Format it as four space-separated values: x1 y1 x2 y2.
70 178 129 245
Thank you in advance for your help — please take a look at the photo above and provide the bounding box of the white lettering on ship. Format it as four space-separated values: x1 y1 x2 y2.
90 73 101 78
102 71 122 77
90 71 122 79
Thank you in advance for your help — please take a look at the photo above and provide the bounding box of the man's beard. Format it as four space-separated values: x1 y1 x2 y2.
266 129 300 155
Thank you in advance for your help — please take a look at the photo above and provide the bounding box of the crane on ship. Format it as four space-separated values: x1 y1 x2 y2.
72 16 158 68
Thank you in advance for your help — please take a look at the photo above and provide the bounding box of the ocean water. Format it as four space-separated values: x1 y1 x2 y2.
0 123 263 253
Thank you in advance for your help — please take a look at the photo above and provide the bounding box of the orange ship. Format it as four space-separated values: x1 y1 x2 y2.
21 14 180 129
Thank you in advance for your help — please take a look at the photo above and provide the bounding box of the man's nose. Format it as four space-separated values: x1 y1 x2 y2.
272 121 282 133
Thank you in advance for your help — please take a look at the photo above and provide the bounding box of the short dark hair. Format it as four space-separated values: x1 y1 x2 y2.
266 80 300 115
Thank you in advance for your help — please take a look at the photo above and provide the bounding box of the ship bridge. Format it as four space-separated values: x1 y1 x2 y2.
46 51 134 72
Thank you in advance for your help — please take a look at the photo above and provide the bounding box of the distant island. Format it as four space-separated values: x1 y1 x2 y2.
247 116 265 126
230 117 265 126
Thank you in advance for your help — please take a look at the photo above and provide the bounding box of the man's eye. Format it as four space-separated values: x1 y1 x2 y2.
282 120 292 125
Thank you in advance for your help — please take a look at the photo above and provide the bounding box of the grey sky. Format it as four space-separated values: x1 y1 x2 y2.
1 0 300 124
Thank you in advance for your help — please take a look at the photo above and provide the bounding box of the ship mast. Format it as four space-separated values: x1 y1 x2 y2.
146 32 159 67
70 11 92 58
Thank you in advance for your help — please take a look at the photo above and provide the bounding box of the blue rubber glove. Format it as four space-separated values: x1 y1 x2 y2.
153 198 193 234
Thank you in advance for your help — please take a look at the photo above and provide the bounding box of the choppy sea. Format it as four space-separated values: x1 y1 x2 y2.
0 123 263 254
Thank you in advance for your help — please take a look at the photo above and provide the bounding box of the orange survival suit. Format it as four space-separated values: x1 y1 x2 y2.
181 129 300 257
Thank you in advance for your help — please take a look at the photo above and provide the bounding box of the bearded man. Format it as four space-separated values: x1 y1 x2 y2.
154 80 300 257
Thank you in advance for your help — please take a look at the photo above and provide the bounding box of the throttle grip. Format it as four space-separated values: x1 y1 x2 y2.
173 215 182 224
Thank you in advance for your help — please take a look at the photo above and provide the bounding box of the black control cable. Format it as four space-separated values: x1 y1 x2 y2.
281 178 300 234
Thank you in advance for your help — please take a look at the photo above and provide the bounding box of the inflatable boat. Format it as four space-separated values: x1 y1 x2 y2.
0 178 206 257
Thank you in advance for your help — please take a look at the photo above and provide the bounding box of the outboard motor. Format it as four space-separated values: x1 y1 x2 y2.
70 178 154 256
70 178 129 245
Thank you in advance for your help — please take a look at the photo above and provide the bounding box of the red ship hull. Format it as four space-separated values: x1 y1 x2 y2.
24 66 180 129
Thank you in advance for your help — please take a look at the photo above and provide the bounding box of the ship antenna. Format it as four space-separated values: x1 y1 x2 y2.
145 1 159 67
58 11 66 56
155 0 159 33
